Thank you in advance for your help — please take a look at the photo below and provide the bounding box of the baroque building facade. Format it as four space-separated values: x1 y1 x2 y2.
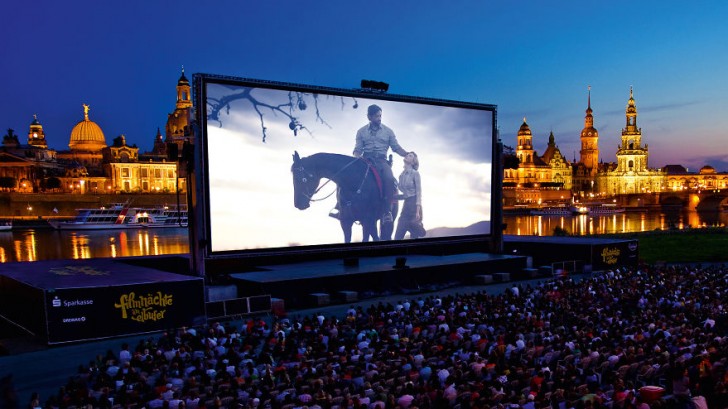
504 87 727 205
0 71 190 194
502 119 572 205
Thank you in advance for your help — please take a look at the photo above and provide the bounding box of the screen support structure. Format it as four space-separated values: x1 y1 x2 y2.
190 73 501 279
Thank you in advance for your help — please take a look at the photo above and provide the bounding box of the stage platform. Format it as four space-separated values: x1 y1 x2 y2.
228 252 527 308
0 258 205 344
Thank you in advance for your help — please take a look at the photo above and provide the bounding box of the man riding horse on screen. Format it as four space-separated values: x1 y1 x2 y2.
329 104 408 224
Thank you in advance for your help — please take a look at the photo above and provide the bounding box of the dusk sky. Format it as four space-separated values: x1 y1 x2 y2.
3 1 727 171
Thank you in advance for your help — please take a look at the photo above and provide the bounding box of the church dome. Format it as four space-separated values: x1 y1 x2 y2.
69 104 107 152
699 165 716 174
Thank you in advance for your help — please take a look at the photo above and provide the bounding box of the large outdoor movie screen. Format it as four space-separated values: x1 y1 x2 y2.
200 76 494 254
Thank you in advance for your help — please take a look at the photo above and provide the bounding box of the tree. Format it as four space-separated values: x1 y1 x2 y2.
553 226 570 236
46 177 61 191
207 85 359 142
503 145 520 169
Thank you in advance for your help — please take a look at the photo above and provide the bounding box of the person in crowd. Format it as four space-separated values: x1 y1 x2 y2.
38 264 728 408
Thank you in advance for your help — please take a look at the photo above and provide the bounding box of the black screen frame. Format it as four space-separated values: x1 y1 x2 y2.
190 74 500 273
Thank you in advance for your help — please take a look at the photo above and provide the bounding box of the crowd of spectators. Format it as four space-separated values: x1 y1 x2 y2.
38 264 727 408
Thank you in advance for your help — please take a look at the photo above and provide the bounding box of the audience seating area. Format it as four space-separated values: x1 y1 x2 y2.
34 264 727 408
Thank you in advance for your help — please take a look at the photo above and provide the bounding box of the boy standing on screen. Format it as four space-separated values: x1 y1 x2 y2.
352 104 408 223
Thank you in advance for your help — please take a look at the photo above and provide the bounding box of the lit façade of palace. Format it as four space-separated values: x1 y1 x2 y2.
0 70 194 194
502 87 728 210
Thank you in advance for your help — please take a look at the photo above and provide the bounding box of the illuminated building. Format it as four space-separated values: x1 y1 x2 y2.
165 68 194 156
502 119 572 205
0 72 187 194
663 164 728 191
572 87 600 194
57 103 106 170
596 87 664 195
0 120 62 192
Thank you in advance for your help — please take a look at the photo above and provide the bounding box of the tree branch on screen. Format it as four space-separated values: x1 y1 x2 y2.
207 86 358 142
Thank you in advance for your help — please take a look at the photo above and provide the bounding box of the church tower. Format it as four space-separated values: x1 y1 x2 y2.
615 87 648 172
515 118 535 168
165 67 194 153
28 115 48 148
579 86 599 175
175 68 193 110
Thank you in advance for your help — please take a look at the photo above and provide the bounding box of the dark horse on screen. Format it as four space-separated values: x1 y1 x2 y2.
291 151 396 243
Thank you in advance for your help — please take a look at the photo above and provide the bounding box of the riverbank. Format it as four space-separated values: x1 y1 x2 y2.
0 192 185 219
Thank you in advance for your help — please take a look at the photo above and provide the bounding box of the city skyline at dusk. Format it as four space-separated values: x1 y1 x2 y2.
2 1 727 171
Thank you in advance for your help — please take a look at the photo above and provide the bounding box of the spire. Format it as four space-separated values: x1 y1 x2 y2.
588 85 592 110
178 65 189 85
83 104 90 121
625 86 638 129
585 85 593 116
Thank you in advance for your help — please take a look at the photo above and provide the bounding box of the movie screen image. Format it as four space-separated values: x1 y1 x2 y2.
199 77 494 255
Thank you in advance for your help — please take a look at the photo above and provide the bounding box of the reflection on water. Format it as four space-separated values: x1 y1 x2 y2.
1 211 725 261
504 210 728 236
0 228 189 263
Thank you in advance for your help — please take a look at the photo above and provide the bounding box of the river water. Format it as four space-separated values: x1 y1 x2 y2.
503 209 728 236
1 210 725 263
0 228 190 263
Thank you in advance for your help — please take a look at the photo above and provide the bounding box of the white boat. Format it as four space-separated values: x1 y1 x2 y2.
530 207 574 216
161 205 188 227
49 203 188 230
0 220 12 231
586 203 626 214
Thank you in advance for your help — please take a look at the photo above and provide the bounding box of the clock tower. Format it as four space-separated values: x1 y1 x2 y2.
579 86 599 176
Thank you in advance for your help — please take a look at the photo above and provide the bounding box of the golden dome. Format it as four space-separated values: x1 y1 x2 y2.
69 104 107 151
